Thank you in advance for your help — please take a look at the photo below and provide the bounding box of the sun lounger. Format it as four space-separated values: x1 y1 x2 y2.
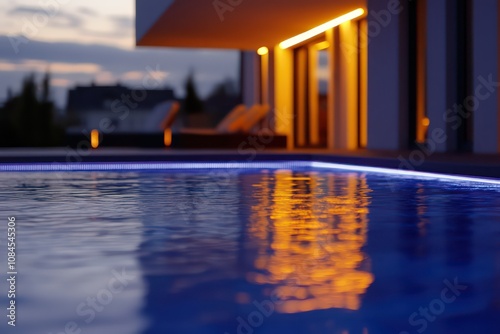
170 104 287 149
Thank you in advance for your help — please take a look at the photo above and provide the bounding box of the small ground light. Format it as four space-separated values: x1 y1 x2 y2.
164 129 172 147
257 47 269 56
90 129 99 149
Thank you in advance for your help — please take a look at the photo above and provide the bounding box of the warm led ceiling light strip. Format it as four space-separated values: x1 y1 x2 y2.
279 8 365 49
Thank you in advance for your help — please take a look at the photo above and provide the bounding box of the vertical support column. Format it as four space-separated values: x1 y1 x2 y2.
258 49 276 130
326 28 336 149
295 48 307 147
338 20 360 150
241 51 259 107
331 21 359 150
426 0 448 152
359 20 369 149
472 0 499 153
333 27 342 148
267 49 276 126
416 0 428 143
274 46 294 149
367 0 408 150
308 46 320 146
260 51 268 105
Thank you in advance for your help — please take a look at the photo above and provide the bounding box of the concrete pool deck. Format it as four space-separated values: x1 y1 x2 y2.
1 148 500 179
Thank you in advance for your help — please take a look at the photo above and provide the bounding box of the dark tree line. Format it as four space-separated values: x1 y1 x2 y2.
0 71 239 147
0 73 64 147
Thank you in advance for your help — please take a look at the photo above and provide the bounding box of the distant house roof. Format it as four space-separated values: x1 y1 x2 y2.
66 84 176 112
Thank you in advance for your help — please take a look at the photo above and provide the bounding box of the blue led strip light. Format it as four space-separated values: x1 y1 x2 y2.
0 161 311 172
0 160 499 186
311 161 500 186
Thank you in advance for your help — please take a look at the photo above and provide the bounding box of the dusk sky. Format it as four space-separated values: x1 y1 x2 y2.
0 0 239 108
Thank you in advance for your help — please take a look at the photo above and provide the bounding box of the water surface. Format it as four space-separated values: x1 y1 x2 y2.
0 168 499 334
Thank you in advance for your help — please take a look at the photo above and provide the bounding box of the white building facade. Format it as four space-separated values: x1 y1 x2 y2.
136 0 500 153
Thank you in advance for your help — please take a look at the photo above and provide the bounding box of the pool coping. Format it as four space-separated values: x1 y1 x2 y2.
0 148 499 179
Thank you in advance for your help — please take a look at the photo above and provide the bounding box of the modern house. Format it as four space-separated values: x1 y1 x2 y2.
136 0 499 154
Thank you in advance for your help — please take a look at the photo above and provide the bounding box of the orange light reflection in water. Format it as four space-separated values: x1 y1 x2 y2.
247 170 374 314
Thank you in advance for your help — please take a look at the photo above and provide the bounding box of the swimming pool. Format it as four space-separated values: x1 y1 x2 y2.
1 161 499 334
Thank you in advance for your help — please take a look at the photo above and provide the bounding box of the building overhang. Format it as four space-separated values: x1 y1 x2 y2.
136 0 366 50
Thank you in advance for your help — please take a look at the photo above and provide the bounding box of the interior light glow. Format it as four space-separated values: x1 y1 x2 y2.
257 47 269 56
90 129 99 149
279 8 365 49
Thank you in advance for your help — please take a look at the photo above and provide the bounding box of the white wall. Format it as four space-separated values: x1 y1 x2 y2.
426 0 448 153
472 0 499 153
241 51 260 107
367 0 409 150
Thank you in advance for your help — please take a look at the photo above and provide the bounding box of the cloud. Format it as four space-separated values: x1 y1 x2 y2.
0 36 239 81
3 5 131 49
77 7 98 16
120 71 145 81
0 36 239 107
51 78 71 87
120 70 169 82
8 6 83 29
110 15 133 30
94 71 116 85
0 62 17 71
0 59 102 74
75 15 134 39
8 6 47 16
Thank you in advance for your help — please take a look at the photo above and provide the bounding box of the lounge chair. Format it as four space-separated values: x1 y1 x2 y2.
67 103 287 149
179 104 269 135
142 100 180 132
168 104 288 149
160 101 180 130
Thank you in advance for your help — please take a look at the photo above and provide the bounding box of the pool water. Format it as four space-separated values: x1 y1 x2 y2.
0 166 499 334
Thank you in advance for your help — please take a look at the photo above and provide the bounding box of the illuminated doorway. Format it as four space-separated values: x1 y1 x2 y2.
294 39 330 149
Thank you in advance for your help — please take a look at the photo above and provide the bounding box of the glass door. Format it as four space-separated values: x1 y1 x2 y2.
294 39 330 149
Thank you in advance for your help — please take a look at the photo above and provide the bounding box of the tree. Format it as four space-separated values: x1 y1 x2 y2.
204 78 241 125
182 71 204 114
0 72 63 147
41 71 50 103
